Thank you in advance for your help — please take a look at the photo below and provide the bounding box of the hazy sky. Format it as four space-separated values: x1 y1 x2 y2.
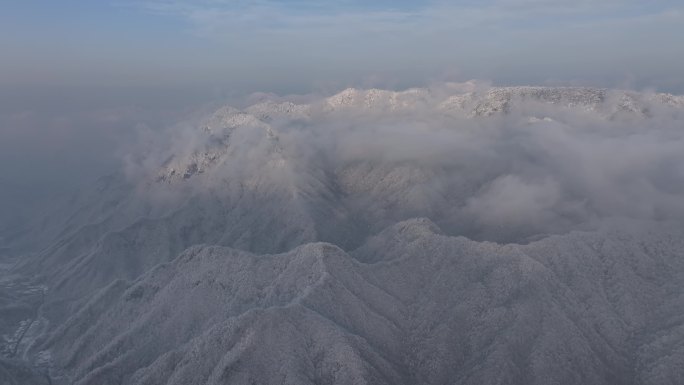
1 1 683 92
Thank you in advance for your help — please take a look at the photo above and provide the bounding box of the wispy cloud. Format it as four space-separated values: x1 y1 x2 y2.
5 1 682 88
135 0 425 39
131 0 681 39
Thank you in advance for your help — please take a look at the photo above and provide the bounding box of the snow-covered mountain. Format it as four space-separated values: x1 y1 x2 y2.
35 220 684 385
2 84 684 385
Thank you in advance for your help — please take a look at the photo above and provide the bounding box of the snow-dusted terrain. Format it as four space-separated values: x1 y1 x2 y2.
2 84 684 384
33 220 684 385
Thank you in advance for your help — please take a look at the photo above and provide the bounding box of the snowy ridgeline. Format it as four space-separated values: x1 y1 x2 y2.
34 220 684 385
3 85 684 385
157 85 684 183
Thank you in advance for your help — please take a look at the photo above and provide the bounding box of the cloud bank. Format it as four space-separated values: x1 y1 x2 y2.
124 84 684 244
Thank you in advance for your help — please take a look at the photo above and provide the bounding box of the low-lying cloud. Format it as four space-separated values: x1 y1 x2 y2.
122 83 684 244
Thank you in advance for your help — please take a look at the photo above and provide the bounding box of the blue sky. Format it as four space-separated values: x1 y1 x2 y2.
1 1 683 92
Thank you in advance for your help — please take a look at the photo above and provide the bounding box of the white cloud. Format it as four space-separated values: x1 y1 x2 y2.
123 84 684 243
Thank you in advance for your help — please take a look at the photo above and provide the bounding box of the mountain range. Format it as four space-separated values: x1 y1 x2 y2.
2 84 683 385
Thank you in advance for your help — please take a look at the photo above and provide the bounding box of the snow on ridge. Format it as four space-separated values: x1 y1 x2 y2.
39 219 684 385
10 84 684 385
153 85 683 185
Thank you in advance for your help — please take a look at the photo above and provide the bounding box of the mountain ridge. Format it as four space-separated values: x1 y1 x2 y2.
2 84 684 385
31 219 684 385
